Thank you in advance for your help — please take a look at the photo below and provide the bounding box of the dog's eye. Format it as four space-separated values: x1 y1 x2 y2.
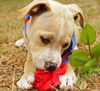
40 36 50 44
62 43 69 48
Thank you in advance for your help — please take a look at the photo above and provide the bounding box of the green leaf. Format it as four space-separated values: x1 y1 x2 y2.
80 24 96 45
91 43 100 58
79 67 92 74
84 58 97 67
71 50 89 59
69 50 88 67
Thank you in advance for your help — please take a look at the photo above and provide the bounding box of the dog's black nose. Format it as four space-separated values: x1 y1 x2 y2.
45 62 57 71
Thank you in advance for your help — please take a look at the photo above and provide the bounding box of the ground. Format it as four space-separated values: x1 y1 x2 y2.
0 0 100 91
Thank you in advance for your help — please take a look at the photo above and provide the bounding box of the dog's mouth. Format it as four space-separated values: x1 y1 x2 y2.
44 62 57 71
36 67 57 71
36 62 57 71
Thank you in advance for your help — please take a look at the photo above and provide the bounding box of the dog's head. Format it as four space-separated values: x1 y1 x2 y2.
18 0 84 70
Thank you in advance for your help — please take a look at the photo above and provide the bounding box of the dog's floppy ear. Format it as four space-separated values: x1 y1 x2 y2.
67 4 84 28
18 0 50 19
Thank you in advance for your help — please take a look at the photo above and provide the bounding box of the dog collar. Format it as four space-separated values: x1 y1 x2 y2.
61 32 76 64
24 14 76 64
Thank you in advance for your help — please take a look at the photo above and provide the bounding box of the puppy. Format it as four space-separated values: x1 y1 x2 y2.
16 0 84 90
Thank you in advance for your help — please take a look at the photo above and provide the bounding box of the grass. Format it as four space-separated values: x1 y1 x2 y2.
0 0 99 91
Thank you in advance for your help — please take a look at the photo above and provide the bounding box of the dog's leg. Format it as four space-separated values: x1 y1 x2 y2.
59 45 78 89
15 38 25 47
17 53 35 89
15 38 28 50
59 63 76 89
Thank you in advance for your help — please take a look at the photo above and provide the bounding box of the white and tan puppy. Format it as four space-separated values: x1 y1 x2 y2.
16 0 84 90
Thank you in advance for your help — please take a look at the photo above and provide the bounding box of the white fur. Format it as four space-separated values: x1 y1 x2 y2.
17 74 34 89
33 48 62 69
59 71 76 89
15 38 25 47
59 74 67 88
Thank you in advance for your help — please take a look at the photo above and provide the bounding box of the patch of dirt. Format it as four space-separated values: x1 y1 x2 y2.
0 42 27 91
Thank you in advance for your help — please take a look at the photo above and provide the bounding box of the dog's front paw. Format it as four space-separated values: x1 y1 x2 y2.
17 74 34 90
59 74 67 88
59 72 76 89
